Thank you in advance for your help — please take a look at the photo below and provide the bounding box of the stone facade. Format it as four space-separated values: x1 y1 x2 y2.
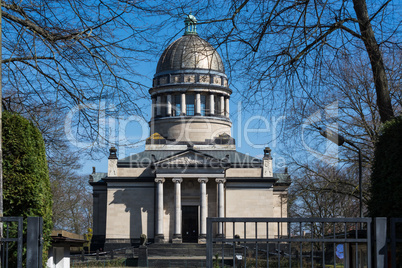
90 15 290 250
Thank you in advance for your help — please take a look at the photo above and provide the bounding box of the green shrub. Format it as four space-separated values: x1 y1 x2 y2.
3 111 53 266
369 116 402 217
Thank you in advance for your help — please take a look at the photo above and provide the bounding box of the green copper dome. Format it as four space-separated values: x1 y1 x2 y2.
155 14 225 75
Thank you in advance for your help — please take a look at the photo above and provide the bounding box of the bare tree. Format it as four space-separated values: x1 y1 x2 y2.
1 0 177 150
157 0 401 123
51 172 92 234
282 49 401 216
289 162 363 218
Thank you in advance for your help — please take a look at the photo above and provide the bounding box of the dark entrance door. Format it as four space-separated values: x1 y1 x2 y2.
182 206 198 243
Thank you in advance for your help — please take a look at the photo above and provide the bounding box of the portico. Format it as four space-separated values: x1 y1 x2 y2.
154 173 225 244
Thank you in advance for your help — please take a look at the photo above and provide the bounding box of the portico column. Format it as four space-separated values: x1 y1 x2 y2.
216 179 226 237
156 95 162 116
209 94 214 115
172 178 183 243
181 93 186 115
195 93 201 115
155 178 165 242
167 94 172 116
198 178 208 242
220 95 225 115
225 97 230 117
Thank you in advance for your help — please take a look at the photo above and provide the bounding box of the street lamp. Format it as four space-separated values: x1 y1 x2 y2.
318 128 363 219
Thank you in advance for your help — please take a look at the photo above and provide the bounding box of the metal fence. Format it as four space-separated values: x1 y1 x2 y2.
390 218 402 268
206 217 372 268
1 217 23 268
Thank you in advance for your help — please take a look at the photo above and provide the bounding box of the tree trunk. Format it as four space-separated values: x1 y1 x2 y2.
353 0 394 123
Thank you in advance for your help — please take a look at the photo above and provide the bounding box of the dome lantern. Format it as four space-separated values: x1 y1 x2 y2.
184 14 197 35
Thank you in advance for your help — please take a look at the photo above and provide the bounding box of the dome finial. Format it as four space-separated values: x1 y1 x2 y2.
184 13 197 35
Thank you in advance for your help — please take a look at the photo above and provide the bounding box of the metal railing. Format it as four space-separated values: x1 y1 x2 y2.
1 217 23 268
206 217 372 268
390 218 402 268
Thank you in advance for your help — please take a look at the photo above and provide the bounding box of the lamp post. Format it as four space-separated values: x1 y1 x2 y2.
318 128 363 219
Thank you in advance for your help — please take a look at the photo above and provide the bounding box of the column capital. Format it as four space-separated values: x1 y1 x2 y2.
172 177 183 183
198 178 209 184
215 178 226 184
155 178 165 183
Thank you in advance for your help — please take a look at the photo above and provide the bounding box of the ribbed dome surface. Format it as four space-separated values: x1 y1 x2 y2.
156 35 225 75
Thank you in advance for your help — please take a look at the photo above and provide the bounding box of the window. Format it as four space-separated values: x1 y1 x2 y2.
152 97 157 117
174 95 181 116
200 95 206 116
214 95 219 115
186 94 195 116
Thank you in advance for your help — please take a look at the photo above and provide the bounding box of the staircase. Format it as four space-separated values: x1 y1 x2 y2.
146 243 234 267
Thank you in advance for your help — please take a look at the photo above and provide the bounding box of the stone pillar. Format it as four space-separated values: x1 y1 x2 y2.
151 97 156 118
172 178 183 243
181 93 186 115
156 95 162 116
108 147 118 177
209 94 214 115
155 178 165 243
198 178 208 243
220 95 225 115
166 94 172 116
195 93 201 115
225 97 230 117
262 147 273 177
216 179 226 237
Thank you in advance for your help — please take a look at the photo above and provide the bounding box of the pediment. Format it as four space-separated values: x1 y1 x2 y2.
154 150 225 167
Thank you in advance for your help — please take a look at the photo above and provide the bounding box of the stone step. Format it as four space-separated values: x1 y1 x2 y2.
148 258 207 268
148 256 233 268
146 243 234 257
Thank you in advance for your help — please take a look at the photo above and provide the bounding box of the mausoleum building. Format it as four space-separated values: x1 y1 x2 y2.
90 15 290 250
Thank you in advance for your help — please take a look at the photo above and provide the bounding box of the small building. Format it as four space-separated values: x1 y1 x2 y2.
47 230 86 268
90 15 291 250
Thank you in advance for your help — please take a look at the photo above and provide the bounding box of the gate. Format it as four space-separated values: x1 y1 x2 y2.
1 217 23 268
1 216 43 268
206 217 372 268
390 218 402 268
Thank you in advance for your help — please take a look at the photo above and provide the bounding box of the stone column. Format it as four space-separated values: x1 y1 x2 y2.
181 93 186 115
195 93 201 115
166 94 172 116
156 95 162 116
155 178 165 243
225 97 230 117
216 179 226 237
220 95 225 115
172 178 183 243
209 94 215 115
198 178 208 242
151 97 156 118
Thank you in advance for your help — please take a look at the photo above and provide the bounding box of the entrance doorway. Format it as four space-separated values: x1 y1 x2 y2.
182 206 198 243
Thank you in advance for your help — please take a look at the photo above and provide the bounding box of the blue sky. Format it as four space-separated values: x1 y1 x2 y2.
73 0 402 176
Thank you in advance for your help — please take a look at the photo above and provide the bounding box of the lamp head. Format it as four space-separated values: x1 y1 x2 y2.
319 128 345 146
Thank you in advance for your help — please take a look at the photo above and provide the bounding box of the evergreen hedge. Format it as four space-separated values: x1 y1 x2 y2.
369 116 402 217
2 110 53 265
